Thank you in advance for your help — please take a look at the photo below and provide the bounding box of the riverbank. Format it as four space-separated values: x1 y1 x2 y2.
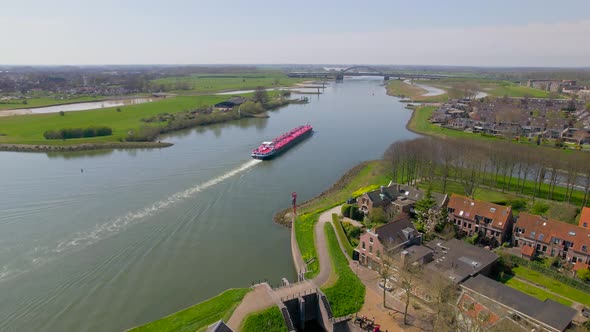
0 141 173 153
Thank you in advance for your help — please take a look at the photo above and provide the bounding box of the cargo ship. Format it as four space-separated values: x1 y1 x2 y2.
251 124 313 160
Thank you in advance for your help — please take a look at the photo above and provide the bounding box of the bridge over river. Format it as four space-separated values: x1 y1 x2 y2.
287 65 449 81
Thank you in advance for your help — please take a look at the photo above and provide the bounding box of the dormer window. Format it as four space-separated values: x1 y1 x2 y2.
531 231 536 238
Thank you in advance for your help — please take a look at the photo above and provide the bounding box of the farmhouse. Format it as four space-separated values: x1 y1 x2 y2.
357 183 447 216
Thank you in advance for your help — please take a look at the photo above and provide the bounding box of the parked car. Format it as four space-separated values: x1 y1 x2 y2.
378 279 393 292
582 307 590 318
346 197 357 204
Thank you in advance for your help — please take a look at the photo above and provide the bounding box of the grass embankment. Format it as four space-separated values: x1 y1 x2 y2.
129 288 250 332
151 72 307 94
332 213 355 257
321 223 365 317
295 212 321 279
498 277 573 306
0 95 107 110
240 306 288 332
511 266 590 306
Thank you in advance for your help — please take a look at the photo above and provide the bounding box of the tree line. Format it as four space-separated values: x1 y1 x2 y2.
44 126 113 140
383 136 590 207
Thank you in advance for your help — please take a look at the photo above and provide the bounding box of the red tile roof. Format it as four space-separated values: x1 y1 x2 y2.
580 207 590 229
515 212 590 255
447 194 512 231
521 245 535 258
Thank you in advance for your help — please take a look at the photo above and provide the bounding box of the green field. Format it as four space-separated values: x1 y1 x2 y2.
500 277 573 306
151 72 307 94
0 95 226 145
240 306 288 332
129 288 250 332
321 223 365 317
511 266 590 306
295 212 321 279
0 96 108 110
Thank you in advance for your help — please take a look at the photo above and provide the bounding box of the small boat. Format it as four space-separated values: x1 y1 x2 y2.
251 125 313 160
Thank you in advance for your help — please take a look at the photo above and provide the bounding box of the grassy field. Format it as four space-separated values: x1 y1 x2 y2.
499 277 573 307
295 212 321 279
0 96 107 110
240 306 287 332
129 288 250 332
151 72 307 94
414 79 554 99
511 266 590 306
332 213 355 257
0 95 227 145
321 223 365 317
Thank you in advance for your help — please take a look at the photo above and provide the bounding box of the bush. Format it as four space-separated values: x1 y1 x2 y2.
507 198 527 211
126 126 161 142
531 201 550 215
350 206 363 221
43 126 113 140
341 204 352 218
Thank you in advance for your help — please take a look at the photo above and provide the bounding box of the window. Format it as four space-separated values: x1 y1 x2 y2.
536 244 541 250
551 248 556 256
538 234 544 241
362 242 365 250
369 237 374 244
377 250 381 258
542 245 547 252
531 231 536 238
583 245 588 253
584 222 588 228
573 256 578 263
468 223 472 229
369 245 373 254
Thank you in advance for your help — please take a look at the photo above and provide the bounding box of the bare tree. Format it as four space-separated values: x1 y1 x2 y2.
398 261 423 325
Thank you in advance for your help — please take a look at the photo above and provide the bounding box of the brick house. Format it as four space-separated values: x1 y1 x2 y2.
357 183 447 216
512 212 590 264
446 194 513 246
579 207 590 229
354 214 421 270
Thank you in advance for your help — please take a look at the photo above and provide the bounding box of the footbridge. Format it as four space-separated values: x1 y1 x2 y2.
287 65 448 81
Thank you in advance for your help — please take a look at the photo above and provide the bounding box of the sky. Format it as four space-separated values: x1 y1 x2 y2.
1 0 590 67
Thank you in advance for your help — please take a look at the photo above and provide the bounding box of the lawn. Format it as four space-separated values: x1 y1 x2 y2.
321 223 365 317
0 95 227 145
240 306 287 332
411 79 554 99
0 96 107 110
295 212 320 279
151 72 307 94
129 288 250 332
500 277 573 307
512 266 590 306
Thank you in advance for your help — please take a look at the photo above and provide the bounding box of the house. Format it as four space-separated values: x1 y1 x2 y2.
206 320 233 332
354 214 421 269
579 207 590 229
423 238 499 284
513 212 590 264
460 275 577 332
357 183 447 216
447 194 514 246
214 96 247 109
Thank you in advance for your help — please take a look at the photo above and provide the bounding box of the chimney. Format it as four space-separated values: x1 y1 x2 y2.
400 250 409 266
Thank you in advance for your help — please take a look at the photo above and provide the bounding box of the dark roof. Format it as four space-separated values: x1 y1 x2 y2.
206 320 234 332
374 214 419 248
425 239 499 283
365 183 447 207
462 275 576 332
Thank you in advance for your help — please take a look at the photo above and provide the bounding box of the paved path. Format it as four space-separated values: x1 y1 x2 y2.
312 206 341 287
227 284 275 330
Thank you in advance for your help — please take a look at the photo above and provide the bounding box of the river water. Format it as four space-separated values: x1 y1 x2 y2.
0 77 417 331
1 97 156 116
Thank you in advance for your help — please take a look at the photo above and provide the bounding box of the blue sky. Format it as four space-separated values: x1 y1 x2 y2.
2 0 590 66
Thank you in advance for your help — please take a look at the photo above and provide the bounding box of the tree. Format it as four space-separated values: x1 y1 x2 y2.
414 185 436 224
369 207 387 225
377 256 394 308
399 261 422 325
577 268 590 282
253 86 269 105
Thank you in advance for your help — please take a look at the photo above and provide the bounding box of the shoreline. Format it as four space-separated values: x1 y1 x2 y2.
0 141 173 153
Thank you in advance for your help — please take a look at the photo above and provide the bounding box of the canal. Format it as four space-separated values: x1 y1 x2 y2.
0 77 417 331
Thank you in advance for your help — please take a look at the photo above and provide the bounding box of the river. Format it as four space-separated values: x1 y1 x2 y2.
0 77 417 331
